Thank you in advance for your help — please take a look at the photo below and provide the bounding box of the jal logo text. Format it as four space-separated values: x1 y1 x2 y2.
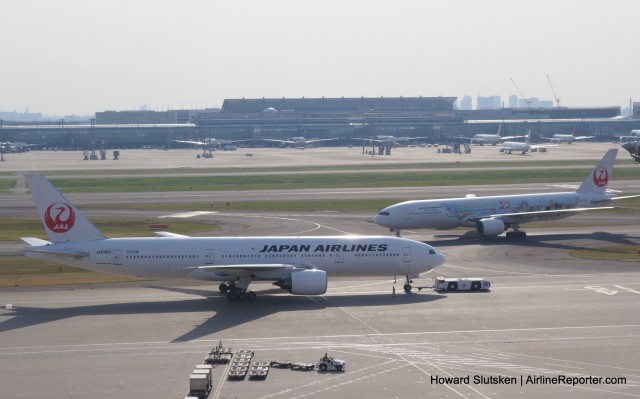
44 202 76 233
592 167 608 187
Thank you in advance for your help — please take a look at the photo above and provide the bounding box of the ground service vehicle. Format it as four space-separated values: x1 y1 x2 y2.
317 356 346 372
433 277 491 291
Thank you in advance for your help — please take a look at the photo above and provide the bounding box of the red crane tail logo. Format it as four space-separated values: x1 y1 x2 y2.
44 202 76 233
592 167 609 187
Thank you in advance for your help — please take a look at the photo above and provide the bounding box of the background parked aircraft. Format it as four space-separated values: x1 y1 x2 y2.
499 132 552 155
542 127 594 144
373 149 637 239
22 174 446 299
261 136 338 148
173 137 252 149
467 124 522 145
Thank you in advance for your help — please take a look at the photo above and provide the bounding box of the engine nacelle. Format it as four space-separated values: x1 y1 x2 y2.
273 270 328 295
476 218 506 236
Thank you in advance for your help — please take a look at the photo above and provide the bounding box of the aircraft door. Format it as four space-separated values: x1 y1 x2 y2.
402 247 411 262
335 251 344 263
205 249 214 265
403 207 412 221
113 250 123 265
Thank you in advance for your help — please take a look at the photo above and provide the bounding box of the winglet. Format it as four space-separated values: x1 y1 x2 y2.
25 174 106 244
576 149 617 195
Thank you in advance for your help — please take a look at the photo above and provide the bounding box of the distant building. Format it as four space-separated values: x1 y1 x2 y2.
508 95 519 108
95 109 220 124
634 102 640 118
477 95 501 110
458 96 472 110
0 110 44 122
518 97 554 108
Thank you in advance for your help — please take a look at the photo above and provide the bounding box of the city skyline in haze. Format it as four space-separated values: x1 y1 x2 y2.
2 0 637 116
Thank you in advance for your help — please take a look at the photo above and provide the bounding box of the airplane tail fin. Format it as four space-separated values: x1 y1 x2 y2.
576 149 617 195
25 174 106 244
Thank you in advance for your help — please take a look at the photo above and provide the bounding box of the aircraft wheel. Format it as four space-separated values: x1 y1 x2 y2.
219 283 229 294
226 292 236 302
238 291 247 301
403 283 412 293
247 291 257 302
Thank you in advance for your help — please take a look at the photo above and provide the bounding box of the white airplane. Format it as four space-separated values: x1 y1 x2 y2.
542 127 594 144
172 137 252 149
22 174 445 299
357 135 431 148
499 132 551 155
262 136 338 149
0 142 41 153
373 149 638 239
469 124 521 146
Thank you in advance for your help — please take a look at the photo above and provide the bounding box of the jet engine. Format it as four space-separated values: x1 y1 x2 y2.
476 218 506 236
273 269 327 295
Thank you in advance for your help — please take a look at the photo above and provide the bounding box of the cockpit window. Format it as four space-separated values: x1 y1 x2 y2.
378 211 390 216
429 249 436 255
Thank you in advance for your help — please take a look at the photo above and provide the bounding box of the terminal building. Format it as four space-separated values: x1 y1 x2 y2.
0 97 638 150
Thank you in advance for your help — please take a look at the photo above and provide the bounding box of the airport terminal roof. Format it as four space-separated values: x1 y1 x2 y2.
220 96 457 114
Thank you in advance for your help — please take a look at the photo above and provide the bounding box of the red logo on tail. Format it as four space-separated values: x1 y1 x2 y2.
592 167 609 187
44 203 76 233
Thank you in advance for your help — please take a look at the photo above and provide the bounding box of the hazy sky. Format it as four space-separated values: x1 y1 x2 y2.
2 0 638 115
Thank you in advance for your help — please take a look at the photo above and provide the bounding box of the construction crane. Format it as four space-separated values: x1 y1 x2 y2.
546 74 561 108
510 78 532 108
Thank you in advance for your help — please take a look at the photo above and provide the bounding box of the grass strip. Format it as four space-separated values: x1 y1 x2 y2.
46 168 640 193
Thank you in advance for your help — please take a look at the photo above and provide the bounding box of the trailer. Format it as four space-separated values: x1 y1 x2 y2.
432 277 491 291
249 362 270 380
188 374 210 399
269 360 292 369
290 362 315 371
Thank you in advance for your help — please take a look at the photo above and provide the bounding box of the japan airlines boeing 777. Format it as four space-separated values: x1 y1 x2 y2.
22 174 445 300
374 149 638 239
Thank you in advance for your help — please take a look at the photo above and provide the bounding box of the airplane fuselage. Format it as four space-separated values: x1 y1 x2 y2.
26 236 443 280
472 134 501 145
374 192 601 230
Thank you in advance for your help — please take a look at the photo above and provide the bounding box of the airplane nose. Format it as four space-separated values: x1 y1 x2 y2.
373 210 390 226
434 252 446 266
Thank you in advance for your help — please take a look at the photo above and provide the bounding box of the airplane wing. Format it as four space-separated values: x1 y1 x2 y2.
172 139 207 146
190 263 312 278
306 138 338 143
22 244 90 259
262 138 294 144
467 207 615 223
499 135 525 141
154 231 190 238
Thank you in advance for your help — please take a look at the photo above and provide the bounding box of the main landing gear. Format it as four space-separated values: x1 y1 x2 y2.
505 224 527 239
505 230 527 239
403 275 413 293
219 282 257 302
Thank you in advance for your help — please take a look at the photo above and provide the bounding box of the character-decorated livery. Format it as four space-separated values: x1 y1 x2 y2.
374 149 639 239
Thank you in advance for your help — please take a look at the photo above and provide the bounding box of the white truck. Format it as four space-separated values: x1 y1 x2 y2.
432 277 491 291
